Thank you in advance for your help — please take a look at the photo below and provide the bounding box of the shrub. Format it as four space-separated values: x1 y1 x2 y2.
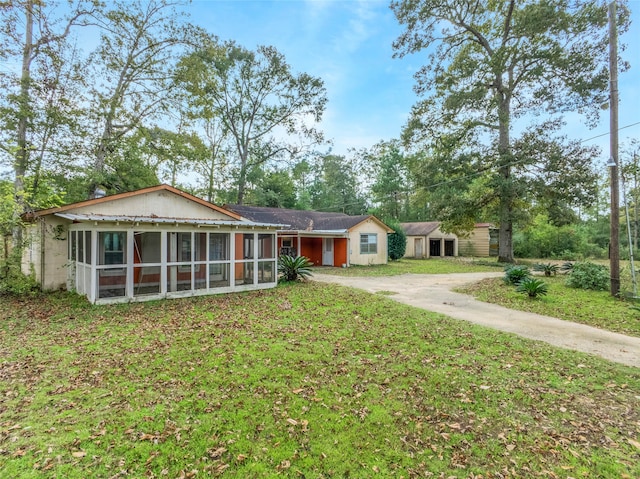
278 255 313 282
0 254 39 296
516 277 549 298
533 262 558 277
387 221 407 261
503 265 531 285
565 262 609 291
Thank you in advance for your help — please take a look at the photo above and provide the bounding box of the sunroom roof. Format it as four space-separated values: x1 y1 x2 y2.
55 213 287 229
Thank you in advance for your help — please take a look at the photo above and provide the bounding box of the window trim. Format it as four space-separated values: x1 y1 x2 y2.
359 233 378 255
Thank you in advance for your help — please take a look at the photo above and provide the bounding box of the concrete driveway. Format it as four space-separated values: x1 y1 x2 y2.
312 272 640 368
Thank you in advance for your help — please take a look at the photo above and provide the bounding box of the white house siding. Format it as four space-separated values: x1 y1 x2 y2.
348 219 389 265
21 216 70 290
71 190 229 220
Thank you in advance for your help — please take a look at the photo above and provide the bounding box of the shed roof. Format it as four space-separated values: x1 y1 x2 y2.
400 222 441 236
226 205 393 233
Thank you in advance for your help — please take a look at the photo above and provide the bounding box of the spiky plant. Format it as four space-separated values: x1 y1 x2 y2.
278 255 313 282
503 265 531 285
516 277 549 298
533 262 559 277
559 262 574 274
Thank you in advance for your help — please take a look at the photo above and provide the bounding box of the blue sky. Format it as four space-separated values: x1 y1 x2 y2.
187 0 640 160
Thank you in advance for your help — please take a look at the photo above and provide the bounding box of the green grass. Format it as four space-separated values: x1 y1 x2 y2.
1 284 639 478
315 257 503 276
458 275 640 337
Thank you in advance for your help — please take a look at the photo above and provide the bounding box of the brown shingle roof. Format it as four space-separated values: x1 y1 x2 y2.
226 205 392 232
400 222 441 236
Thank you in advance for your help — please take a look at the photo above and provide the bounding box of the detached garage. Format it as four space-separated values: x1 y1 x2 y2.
401 222 458 259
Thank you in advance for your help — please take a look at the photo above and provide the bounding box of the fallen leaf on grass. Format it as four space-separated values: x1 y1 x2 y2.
506 444 516 451
208 447 227 459
628 438 640 450
71 451 86 458
286 418 298 426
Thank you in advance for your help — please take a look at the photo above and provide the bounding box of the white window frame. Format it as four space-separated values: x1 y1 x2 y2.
360 233 378 254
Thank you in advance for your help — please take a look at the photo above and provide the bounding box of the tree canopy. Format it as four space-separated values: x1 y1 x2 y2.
392 0 629 262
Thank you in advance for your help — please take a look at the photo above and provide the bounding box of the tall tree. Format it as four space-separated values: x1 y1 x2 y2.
366 141 412 221
310 154 368 215
392 0 629 262
87 0 196 196
0 0 96 245
176 40 327 204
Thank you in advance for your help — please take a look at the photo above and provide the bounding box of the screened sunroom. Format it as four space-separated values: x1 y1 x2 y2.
65 218 278 303
21 185 283 304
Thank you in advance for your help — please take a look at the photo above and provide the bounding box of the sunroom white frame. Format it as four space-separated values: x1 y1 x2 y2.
62 214 279 304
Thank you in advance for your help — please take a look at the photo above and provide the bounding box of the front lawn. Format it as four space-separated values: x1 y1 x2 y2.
458 276 640 337
1 284 639 478
316 257 503 276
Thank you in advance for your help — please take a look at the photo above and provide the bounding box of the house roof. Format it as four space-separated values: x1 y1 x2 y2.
25 184 242 221
226 204 393 233
400 222 441 236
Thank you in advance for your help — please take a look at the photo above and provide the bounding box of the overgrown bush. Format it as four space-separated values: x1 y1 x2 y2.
516 277 549 298
0 253 39 296
565 262 609 291
278 255 313 282
503 265 531 285
387 221 407 261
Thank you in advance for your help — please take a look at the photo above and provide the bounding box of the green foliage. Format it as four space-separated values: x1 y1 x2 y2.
533 263 559 277
503 265 531 285
176 40 327 204
392 0 622 262
566 262 609 291
386 221 407 261
309 155 368 215
367 141 412 220
0 251 39 296
515 277 549 298
247 170 296 208
559 262 575 274
278 255 313 282
513 214 607 260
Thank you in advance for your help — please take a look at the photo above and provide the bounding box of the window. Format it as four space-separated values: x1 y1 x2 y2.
99 232 126 265
258 234 275 259
209 233 229 260
360 233 377 254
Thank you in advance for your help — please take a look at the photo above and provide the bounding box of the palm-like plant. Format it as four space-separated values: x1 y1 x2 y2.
559 262 574 274
278 255 313 282
533 262 559 277
516 277 549 298
503 265 531 285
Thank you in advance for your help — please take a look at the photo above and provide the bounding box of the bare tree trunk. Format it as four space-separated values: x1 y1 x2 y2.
496 83 514 263
13 0 35 248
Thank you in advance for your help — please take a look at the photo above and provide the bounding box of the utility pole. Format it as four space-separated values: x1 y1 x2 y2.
609 1 620 296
